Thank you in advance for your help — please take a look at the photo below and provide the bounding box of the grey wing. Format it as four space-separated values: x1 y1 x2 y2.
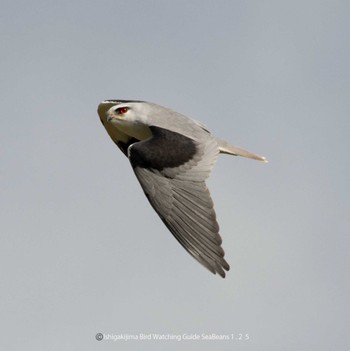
128 126 230 278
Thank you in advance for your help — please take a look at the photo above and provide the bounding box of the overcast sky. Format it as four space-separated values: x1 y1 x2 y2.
1 0 349 350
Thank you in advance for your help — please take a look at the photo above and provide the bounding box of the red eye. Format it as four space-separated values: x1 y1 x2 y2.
118 107 129 115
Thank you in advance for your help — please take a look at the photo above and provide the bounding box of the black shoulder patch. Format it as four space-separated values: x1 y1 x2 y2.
129 126 197 171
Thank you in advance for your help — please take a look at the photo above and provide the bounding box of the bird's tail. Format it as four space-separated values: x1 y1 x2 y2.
216 138 268 163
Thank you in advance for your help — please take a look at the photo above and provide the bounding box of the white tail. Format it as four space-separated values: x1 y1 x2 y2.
216 138 268 163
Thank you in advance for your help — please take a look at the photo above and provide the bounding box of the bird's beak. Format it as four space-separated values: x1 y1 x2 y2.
106 114 114 123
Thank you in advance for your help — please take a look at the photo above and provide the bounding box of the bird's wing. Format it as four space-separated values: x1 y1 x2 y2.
128 126 230 277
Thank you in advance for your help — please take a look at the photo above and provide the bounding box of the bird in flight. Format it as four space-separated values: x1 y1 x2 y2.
98 100 267 278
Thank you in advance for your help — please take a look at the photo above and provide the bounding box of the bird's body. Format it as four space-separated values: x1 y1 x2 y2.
98 100 266 278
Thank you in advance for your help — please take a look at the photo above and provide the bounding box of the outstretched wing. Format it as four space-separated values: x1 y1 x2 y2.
128 126 230 277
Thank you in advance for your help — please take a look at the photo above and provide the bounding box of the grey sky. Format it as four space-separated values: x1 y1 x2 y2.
1 0 349 350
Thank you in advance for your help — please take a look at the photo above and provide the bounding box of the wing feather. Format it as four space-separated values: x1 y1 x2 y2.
128 126 230 277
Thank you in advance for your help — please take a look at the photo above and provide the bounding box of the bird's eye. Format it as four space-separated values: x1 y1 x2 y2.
117 107 129 115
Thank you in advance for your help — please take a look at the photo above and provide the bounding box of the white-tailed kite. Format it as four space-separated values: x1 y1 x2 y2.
98 100 267 278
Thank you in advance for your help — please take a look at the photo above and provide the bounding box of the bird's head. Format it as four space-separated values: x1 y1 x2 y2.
107 101 145 124
98 100 152 140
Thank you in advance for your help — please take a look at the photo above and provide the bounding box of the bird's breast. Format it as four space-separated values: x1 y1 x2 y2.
110 119 152 141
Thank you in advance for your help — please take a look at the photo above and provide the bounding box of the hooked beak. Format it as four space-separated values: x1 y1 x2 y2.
106 114 113 123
